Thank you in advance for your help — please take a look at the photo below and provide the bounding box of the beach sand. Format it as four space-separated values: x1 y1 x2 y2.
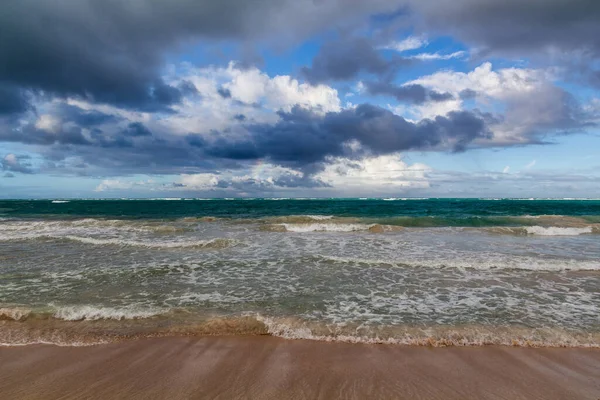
1 336 599 400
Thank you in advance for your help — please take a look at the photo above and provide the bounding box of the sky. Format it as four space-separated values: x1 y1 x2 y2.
1 0 599 199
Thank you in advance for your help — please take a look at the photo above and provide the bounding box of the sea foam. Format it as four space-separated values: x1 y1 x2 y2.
525 226 593 236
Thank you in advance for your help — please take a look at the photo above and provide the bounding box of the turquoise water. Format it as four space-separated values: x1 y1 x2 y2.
1 198 599 221
1 199 599 347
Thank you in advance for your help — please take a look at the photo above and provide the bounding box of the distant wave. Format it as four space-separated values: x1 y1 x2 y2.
279 223 373 232
51 200 70 204
262 215 335 223
261 223 391 232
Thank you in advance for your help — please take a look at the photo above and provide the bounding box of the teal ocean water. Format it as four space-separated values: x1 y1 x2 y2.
1 199 599 347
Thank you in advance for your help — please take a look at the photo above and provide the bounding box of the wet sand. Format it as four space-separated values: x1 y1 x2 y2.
0 336 599 400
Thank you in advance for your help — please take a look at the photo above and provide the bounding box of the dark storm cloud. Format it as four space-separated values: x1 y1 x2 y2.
302 38 408 83
56 104 120 127
42 135 215 176
406 0 600 86
0 124 90 146
123 122 153 137
204 104 491 167
0 0 399 112
364 81 454 104
2 101 491 177
409 0 600 57
0 85 32 115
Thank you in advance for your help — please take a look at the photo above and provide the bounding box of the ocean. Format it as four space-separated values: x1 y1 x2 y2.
0 198 599 347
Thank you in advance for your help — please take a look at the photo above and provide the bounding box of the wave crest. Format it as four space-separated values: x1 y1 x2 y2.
525 226 594 236
253 315 600 348
0 307 31 322
53 306 165 321
2 312 598 348
262 223 403 233
60 236 236 249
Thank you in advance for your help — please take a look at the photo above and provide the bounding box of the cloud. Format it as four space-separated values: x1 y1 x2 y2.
407 0 600 57
221 66 341 112
410 51 467 61
0 84 32 116
302 38 408 83
405 0 600 87
123 122 153 137
94 155 433 195
0 64 344 176
525 160 537 169
408 62 593 143
0 0 400 113
381 36 428 52
364 81 454 104
0 84 493 178
1 154 33 174
202 104 491 170
178 164 326 191
314 154 431 190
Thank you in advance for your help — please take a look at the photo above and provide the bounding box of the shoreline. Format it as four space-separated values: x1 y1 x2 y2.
1 336 599 399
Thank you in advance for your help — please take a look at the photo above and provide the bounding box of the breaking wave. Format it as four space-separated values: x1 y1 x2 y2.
481 225 598 236
525 226 594 236
318 255 600 271
255 315 600 348
0 233 235 249
60 236 235 249
53 306 166 321
0 306 166 322
270 223 374 232
2 311 597 348
262 223 404 233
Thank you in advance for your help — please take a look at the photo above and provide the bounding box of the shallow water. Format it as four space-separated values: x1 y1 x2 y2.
1 199 599 346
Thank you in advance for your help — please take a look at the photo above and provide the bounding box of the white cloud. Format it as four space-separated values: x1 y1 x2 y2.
95 179 136 192
179 173 220 189
35 114 61 133
410 62 549 100
314 154 431 189
408 99 463 120
410 50 467 61
95 178 164 192
381 36 428 52
163 62 341 136
177 163 304 191
223 66 340 112
404 62 580 144
525 160 537 169
3 154 17 166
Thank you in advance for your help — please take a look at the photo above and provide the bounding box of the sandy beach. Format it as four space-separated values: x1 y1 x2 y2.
1 337 599 400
